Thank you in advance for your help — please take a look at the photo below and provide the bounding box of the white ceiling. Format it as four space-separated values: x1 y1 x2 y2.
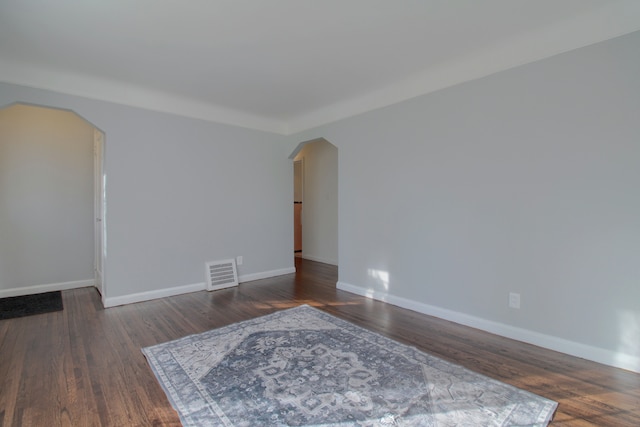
1 1 639 135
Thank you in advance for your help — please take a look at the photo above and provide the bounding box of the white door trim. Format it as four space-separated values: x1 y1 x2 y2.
93 128 106 303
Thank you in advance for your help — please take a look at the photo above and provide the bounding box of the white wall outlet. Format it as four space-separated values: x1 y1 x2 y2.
236 256 243 266
509 292 521 309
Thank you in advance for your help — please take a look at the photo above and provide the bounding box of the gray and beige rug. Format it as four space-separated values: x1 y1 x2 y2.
142 305 557 426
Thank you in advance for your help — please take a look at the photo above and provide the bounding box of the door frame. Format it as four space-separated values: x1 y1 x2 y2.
293 158 304 255
93 128 106 301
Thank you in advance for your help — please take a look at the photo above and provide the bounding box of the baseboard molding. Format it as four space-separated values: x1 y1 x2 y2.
103 267 297 308
337 281 640 374
301 254 338 266
239 267 296 283
104 282 206 308
0 279 94 299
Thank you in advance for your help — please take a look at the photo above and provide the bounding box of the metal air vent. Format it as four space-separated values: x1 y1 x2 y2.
205 259 238 291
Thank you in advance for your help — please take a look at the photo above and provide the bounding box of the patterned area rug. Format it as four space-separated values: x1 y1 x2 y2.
142 305 557 426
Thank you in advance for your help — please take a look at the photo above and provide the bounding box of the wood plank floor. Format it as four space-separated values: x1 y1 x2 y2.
1 258 639 426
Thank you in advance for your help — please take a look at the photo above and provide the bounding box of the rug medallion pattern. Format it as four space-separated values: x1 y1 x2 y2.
143 305 557 426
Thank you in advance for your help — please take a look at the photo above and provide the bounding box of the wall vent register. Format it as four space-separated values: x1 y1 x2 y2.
205 259 238 291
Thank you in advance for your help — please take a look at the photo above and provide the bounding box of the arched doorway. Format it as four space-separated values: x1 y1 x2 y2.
289 138 338 267
0 103 106 302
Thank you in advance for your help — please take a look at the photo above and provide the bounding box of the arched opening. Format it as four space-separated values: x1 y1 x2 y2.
0 103 106 303
289 138 338 269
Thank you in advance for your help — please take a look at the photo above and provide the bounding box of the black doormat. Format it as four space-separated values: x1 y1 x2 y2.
0 291 63 320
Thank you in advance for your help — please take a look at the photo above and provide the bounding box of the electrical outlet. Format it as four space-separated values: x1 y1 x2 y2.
509 292 521 309
236 256 243 266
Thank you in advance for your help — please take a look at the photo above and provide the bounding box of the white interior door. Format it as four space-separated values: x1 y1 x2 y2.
93 128 105 296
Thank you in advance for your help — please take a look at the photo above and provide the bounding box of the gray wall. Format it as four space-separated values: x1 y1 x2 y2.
286 31 640 371
0 83 294 304
294 139 338 265
0 104 94 291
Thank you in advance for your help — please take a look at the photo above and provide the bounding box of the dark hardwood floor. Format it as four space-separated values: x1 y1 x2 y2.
1 258 639 426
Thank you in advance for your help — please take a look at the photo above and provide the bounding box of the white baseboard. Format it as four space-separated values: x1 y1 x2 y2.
103 267 297 308
104 282 206 308
301 254 338 266
337 281 640 374
239 267 296 283
0 279 94 298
